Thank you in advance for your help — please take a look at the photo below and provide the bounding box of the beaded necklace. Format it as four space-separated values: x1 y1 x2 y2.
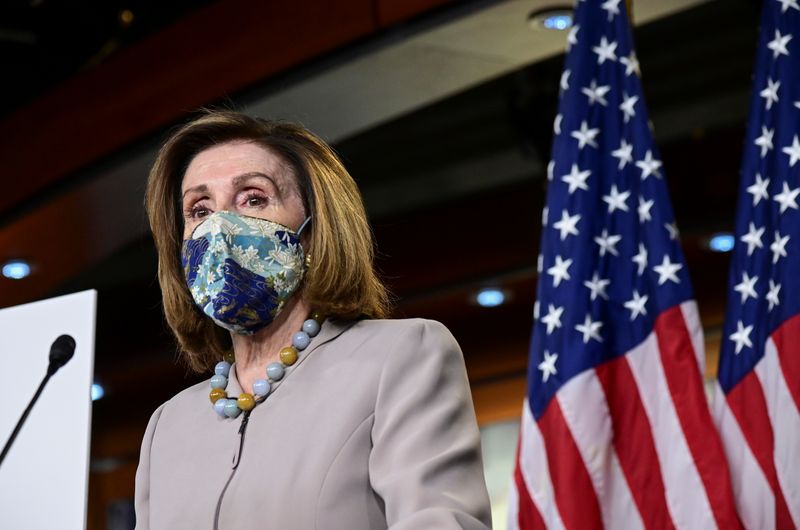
208 313 323 418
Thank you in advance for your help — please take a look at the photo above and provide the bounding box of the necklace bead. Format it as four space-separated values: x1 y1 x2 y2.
266 362 285 381
279 346 298 366
210 388 226 404
237 393 256 411
209 314 323 418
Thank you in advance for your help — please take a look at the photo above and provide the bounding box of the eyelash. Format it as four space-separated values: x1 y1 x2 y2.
184 191 268 220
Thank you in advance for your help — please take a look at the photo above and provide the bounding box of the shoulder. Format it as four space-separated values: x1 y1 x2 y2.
340 318 464 374
344 317 456 345
144 378 211 435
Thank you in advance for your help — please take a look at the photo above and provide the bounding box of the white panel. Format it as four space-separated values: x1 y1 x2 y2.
0 290 97 530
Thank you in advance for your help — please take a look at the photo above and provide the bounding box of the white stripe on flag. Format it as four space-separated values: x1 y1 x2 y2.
757 338 800 527
626 330 718 529
506 476 520 530
519 402 566 530
712 382 775 530
556 371 644 530
680 301 706 377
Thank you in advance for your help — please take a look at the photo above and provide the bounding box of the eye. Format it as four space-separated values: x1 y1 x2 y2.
185 202 212 220
243 192 267 208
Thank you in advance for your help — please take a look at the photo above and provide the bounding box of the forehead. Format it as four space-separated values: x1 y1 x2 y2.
182 140 292 191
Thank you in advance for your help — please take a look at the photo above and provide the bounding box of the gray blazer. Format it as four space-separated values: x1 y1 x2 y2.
134 318 492 529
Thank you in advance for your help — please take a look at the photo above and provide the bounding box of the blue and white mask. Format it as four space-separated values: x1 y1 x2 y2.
181 211 311 334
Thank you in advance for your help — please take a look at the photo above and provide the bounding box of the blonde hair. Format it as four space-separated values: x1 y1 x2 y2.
146 110 390 372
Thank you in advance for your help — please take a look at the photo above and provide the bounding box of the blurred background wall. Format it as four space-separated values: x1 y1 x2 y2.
0 0 760 527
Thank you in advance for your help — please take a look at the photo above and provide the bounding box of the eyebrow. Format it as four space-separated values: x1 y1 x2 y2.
181 172 274 199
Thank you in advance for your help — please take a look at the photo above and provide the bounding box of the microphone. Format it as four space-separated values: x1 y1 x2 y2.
0 334 77 468
48 334 76 376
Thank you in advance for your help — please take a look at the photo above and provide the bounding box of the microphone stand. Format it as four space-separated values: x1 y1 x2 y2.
0 335 76 468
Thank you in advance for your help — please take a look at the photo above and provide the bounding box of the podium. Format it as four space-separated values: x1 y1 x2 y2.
0 290 97 529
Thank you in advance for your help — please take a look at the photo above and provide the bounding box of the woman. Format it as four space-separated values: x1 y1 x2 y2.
135 110 492 529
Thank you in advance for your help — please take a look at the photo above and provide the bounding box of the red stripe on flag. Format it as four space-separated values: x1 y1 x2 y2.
537 398 603 530
726 371 796 530
771 314 800 412
654 306 743 529
513 437 546 530
595 357 676 530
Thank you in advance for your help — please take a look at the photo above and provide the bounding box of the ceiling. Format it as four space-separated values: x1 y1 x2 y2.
1 0 762 459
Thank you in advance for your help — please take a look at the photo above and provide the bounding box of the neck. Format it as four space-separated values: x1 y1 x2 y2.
231 295 311 394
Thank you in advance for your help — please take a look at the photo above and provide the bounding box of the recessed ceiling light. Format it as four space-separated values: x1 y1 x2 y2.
528 8 574 31
91 383 105 401
709 233 735 253
476 288 506 307
2 259 31 280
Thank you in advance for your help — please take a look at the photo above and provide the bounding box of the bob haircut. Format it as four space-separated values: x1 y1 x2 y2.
146 109 390 373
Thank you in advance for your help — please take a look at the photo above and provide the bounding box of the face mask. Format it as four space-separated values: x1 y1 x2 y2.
181 210 311 335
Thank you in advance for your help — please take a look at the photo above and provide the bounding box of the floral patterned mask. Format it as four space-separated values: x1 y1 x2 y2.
181 211 310 335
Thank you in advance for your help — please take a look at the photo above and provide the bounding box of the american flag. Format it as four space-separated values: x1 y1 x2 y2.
714 1 800 528
509 1 742 528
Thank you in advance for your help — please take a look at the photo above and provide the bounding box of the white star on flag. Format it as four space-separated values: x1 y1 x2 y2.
547 255 573 287
767 29 792 58
601 0 621 20
624 290 648 320
636 150 662 180
620 52 640 76
632 243 648 275
554 114 563 135
611 139 634 169
773 181 800 213
619 93 638 123
746 174 770 205
538 350 559 382
782 135 800 166
740 222 765 256
770 231 789 263
575 314 603 343
603 184 631 213
560 70 571 92
754 126 774 157
766 280 781 311
592 36 618 64
653 254 683 285
571 120 600 149
638 196 654 223
594 229 622 256
584 272 610 301
760 78 780 110
776 0 800 13
733 272 759 304
541 304 564 334
553 210 581 240
567 25 580 51
562 163 591 193
542 206 549 227
729 321 753 354
582 80 611 106
547 160 555 181
665 221 680 240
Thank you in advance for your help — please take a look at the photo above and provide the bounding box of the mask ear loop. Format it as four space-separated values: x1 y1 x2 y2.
296 216 312 236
